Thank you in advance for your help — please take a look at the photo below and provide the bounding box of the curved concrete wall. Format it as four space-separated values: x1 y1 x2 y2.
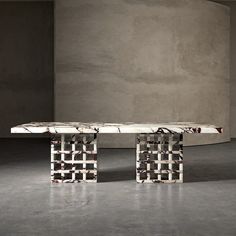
55 0 230 147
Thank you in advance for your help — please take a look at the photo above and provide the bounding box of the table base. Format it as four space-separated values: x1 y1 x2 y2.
50 134 97 183
50 133 183 183
136 133 183 183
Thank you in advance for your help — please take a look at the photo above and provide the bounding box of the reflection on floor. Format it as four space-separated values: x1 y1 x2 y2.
0 138 236 235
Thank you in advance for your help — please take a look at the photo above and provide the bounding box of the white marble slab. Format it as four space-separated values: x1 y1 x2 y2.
11 122 223 134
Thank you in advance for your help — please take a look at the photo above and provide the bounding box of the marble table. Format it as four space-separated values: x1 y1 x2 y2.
11 122 222 183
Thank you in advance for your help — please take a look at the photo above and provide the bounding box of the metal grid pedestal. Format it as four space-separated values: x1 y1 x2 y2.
51 134 97 183
136 133 183 183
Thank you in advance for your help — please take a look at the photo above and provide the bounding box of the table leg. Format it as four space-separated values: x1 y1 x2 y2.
50 133 97 183
136 133 183 183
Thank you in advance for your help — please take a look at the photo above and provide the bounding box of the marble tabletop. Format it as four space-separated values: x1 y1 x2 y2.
11 122 223 134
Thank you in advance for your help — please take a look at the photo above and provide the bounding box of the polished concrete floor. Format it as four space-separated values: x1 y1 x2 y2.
0 138 236 236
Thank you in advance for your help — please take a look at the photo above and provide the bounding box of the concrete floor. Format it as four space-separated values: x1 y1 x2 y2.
0 138 236 236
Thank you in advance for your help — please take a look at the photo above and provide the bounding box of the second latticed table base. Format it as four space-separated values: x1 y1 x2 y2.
136 133 183 183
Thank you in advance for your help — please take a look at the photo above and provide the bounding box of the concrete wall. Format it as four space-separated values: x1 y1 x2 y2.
55 0 230 147
0 1 54 137
214 1 236 138
229 2 236 138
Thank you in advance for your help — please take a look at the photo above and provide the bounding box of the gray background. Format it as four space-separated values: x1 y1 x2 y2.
1 0 236 147
0 1 54 137
55 0 230 147
229 2 236 139
215 0 236 138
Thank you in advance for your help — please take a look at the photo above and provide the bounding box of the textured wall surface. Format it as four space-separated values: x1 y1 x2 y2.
55 0 230 147
229 2 236 138
0 2 54 137
215 1 236 138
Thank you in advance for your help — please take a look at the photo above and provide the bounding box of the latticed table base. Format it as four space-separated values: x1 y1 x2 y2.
51 134 97 183
50 133 184 183
136 133 183 183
